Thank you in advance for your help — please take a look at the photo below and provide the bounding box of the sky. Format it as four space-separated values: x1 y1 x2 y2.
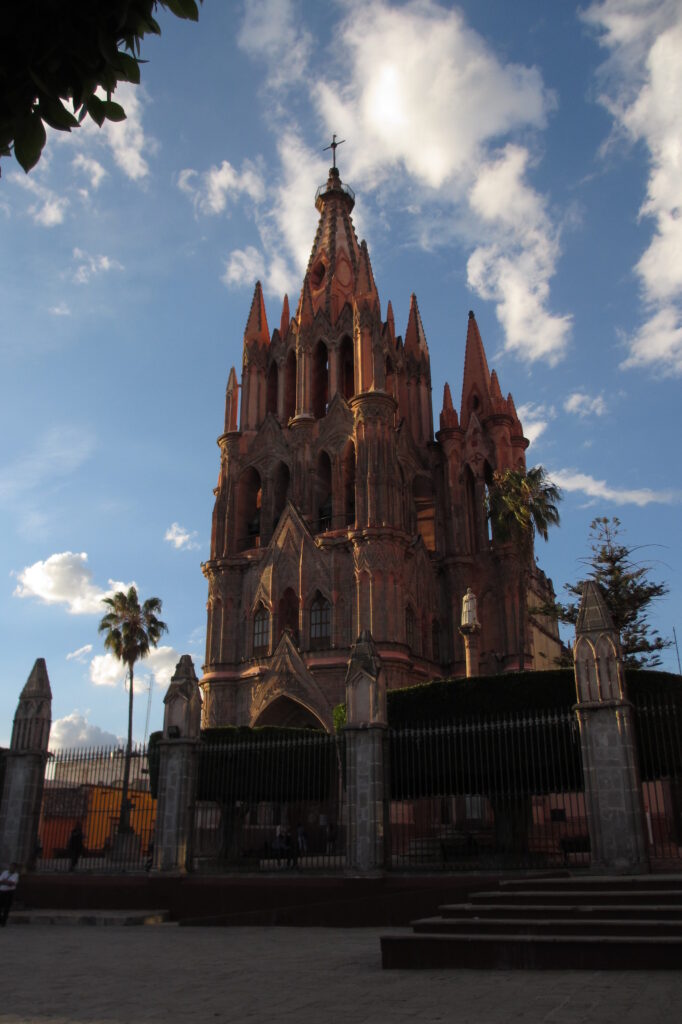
1 0 681 749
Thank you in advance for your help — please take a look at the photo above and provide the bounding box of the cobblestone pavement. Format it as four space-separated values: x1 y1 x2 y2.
1 926 680 1024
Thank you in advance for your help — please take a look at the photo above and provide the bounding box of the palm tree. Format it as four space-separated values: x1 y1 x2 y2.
488 466 561 671
98 586 167 835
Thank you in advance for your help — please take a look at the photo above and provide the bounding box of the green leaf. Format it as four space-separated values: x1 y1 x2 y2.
14 110 47 173
103 101 126 123
115 51 141 85
38 96 79 132
164 0 199 21
86 94 106 127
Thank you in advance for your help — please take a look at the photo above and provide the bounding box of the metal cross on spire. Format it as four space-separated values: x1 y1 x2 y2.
323 134 345 169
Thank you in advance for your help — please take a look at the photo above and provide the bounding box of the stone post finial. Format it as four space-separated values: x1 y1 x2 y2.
345 630 387 726
459 588 481 678
11 658 52 753
162 654 201 739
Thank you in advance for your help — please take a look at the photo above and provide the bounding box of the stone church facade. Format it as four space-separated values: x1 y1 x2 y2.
200 165 560 731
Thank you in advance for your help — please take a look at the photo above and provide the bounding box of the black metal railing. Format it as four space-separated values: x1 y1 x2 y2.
192 731 346 872
37 744 155 872
388 710 587 870
634 694 682 866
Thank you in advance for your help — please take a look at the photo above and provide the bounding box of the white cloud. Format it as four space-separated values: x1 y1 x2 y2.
583 0 682 375
90 645 180 691
0 426 95 504
563 391 607 417
66 643 93 663
550 468 679 507
13 551 134 615
620 305 682 375
178 159 264 216
72 247 123 285
50 711 120 749
222 246 266 289
101 82 153 181
516 402 556 447
466 146 571 364
72 154 107 189
238 0 313 90
10 172 69 226
164 522 200 551
49 302 71 316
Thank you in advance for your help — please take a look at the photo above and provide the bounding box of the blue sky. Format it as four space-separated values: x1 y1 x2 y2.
1 0 681 748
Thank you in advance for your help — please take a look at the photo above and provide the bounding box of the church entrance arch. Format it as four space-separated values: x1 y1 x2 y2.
254 695 325 730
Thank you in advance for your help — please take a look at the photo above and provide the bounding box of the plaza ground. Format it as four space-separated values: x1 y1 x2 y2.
1 925 680 1024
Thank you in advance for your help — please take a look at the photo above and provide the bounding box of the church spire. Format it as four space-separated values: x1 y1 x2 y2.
404 293 428 358
460 309 492 429
280 293 290 339
244 281 270 348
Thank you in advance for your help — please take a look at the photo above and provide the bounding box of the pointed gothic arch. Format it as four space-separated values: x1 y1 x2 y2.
284 348 296 422
236 466 262 551
312 339 329 419
315 449 332 532
253 696 325 730
342 439 356 525
266 360 278 417
339 335 354 401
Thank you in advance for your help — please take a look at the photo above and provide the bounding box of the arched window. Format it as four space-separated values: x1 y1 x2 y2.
312 340 329 419
278 587 299 645
266 361 278 417
310 593 332 649
272 461 290 532
342 440 355 525
237 467 262 551
406 605 416 651
253 604 270 656
284 349 296 422
339 336 354 401
413 474 436 551
316 450 332 532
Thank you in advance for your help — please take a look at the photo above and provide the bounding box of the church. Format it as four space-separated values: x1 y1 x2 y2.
199 162 561 731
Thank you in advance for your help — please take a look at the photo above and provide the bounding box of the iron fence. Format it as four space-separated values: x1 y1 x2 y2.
387 710 588 870
192 731 346 872
37 744 155 872
634 694 682 867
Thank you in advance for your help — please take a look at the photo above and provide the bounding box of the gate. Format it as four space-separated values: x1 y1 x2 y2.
388 710 588 870
192 730 346 872
635 693 682 868
37 744 155 872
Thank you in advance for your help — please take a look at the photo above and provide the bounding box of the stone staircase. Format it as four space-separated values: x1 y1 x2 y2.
381 875 682 969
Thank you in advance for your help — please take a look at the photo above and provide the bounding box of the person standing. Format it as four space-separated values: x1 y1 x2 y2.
0 863 19 926
67 823 84 872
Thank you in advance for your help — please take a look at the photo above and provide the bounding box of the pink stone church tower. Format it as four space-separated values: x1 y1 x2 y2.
200 164 560 730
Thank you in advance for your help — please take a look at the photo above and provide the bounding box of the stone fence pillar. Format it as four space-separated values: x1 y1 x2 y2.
573 582 649 873
344 631 389 874
153 655 201 872
0 660 52 869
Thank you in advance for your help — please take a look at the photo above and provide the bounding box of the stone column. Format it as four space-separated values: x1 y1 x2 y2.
573 581 649 873
344 631 388 874
0 660 52 869
153 655 201 873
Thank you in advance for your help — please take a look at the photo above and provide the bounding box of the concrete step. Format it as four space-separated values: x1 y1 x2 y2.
412 915 682 937
498 874 682 892
469 888 682 906
9 909 173 926
438 901 682 920
380 932 682 970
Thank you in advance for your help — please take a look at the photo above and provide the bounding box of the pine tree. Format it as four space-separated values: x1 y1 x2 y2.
559 517 670 669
